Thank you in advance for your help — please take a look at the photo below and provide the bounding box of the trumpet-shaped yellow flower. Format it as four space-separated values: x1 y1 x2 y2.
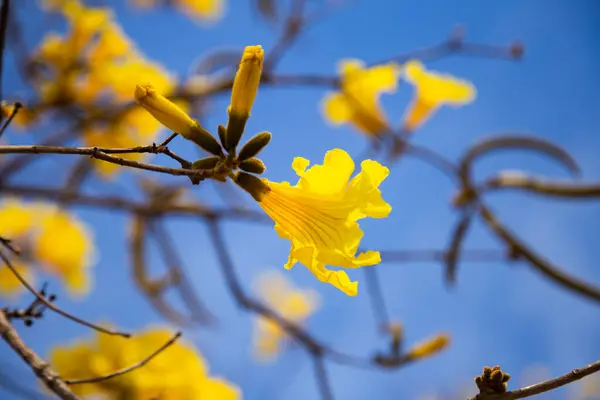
322 59 400 136
131 0 225 22
0 199 95 298
253 271 319 360
247 149 391 296
401 59 476 131
50 326 241 399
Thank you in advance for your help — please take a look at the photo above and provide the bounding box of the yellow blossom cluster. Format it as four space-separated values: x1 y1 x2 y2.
50 326 241 399
135 45 392 296
253 271 319 360
32 0 181 177
322 58 476 136
131 0 225 23
0 198 94 297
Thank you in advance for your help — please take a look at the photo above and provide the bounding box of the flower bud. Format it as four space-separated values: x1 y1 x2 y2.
228 45 264 118
405 333 450 360
134 84 195 136
239 158 266 174
238 131 271 161
187 123 223 156
192 156 221 170
233 172 270 201
217 124 227 148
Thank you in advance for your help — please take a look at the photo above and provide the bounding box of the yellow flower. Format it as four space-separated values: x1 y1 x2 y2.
0 260 34 298
0 103 36 129
229 45 264 118
240 149 391 296
0 199 95 298
175 0 225 22
401 59 476 131
50 326 241 399
0 198 35 237
34 209 94 296
253 271 319 360
104 57 176 103
131 0 225 22
322 59 400 136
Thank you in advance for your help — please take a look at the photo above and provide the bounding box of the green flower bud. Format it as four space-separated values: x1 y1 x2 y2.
239 158 266 174
238 131 271 161
192 156 221 170
187 123 223 156
233 172 269 201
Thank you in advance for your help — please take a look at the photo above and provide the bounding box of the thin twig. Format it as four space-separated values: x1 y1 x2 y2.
0 310 80 400
0 246 130 337
313 354 334 400
471 360 600 399
65 332 182 385
0 0 10 103
0 102 20 138
0 145 209 179
363 268 390 332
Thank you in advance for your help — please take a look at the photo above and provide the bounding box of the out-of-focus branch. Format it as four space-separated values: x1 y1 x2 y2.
0 310 80 400
457 135 600 303
480 171 600 199
0 182 269 221
0 0 10 103
0 243 130 337
65 332 182 385
470 360 600 399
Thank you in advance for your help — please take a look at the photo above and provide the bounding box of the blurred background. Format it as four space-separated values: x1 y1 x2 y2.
1 0 600 399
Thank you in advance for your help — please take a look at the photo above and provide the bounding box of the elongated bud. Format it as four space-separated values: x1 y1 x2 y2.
187 123 223 156
192 156 221 170
238 131 271 161
233 172 270 201
388 322 403 356
239 158 266 174
229 45 264 118
217 124 227 148
134 84 195 136
405 333 450 360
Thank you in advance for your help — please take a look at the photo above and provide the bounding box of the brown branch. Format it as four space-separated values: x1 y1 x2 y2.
457 134 600 303
471 360 600 399
0 145 210 179
480 172 600 199
65 332 182 385
0 245 130 337
0 310 80 400
478 204 600 303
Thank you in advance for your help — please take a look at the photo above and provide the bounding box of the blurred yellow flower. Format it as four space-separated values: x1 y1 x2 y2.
253 271 319 360
401 59 476 131
50 326 241 399
131 0 225 22
35 210 94 296
240 149 391 296
0 103 36 129
0 198 95 298
322 59 400 136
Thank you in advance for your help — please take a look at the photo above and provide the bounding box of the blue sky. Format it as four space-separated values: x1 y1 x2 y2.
1 0 600 399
